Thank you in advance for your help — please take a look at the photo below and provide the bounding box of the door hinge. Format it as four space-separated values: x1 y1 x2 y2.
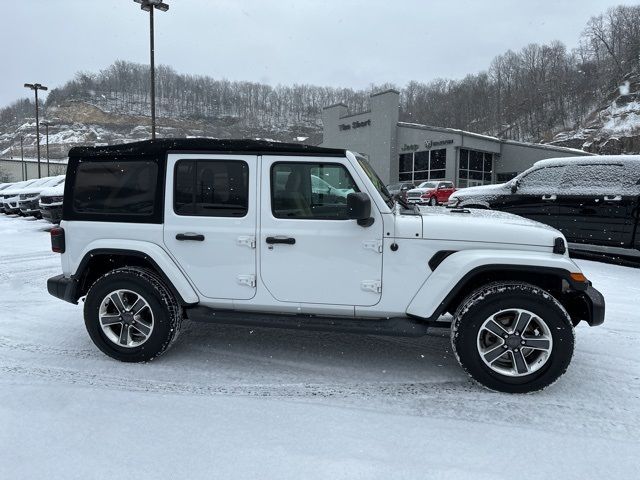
363 240 383 253
237 236 256 249
237 275 256 288
361 280 382 293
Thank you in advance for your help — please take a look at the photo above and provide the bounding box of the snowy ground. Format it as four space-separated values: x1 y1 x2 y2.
0 215 638 480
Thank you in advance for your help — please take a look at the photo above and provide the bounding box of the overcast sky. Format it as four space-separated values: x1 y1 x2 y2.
1 0 636 107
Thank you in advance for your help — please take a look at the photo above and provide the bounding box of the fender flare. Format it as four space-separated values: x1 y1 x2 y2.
71 240 199 305
406 249 583 320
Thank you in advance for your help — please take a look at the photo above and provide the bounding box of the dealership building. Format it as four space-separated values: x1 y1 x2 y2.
321 89 588 186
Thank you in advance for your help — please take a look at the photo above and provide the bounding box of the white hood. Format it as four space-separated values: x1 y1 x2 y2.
410 206 562 249
39 182 65 198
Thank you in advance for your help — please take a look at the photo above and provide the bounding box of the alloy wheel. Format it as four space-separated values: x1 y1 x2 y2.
98 289 154 348
476 308 553 377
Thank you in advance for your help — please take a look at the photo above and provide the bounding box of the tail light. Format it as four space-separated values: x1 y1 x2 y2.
50 227 65 253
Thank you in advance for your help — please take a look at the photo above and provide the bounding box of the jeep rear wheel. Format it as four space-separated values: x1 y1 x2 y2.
84 267 182 362
451 282 574 393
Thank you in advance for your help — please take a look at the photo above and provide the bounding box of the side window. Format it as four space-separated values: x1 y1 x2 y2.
560 164 624 193
271 162 359 219
174 160 248 217
518 166 567 193
73 160 158 215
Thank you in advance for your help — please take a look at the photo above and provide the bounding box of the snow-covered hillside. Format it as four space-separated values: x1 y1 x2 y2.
552 76 640 154
0 99 323 160
0 214 638 479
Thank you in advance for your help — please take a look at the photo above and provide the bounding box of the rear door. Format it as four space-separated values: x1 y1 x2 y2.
493 165 567 226
260 156 383 306
163 154 258 300
555 163 632 247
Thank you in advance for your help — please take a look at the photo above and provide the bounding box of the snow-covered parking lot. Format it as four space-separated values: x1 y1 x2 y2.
0 214 638 480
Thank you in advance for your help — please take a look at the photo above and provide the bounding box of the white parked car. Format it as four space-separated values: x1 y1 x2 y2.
1 179 43 215
47 139 604 393
0 182 16 213
18 175 66 218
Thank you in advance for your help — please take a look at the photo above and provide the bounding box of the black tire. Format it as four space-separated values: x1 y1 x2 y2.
429 196 438 206
84 267 182 362
451 281 574 393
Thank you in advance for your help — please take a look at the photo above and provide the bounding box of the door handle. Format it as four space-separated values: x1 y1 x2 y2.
265 236 296 245
603 195 622 202
541 194 557 201
176 233 205 241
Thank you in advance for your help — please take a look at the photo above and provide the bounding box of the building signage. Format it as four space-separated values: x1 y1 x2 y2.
425 139 454 149
401 144 419 152
339 119 371 131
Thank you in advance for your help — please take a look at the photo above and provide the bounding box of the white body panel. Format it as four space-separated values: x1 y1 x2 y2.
258 155 384 306
61 222 199 304
163 154 258 301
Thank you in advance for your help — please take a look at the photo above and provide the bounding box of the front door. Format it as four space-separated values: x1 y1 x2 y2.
260 156 383 306
164 154 258 300
494 164 568 227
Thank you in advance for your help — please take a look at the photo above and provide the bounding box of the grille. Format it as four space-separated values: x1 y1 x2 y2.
407 191 422 198
41 196 63 204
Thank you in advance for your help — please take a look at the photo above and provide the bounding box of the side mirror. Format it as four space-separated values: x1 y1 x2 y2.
347 192 374 227
510 181 519 194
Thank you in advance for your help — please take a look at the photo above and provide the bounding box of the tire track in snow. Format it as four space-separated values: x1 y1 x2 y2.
0 359 637 442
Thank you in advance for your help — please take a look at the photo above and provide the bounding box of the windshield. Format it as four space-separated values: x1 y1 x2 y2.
418 182 438 189
355 155 394 208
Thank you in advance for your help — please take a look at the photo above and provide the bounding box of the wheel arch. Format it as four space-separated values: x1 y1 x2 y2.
406 250 588 323
73 248 199 306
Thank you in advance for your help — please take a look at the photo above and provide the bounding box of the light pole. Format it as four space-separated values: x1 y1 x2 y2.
133 0 169 140
24 83 48 178
20 136 25 180
41 120 54 176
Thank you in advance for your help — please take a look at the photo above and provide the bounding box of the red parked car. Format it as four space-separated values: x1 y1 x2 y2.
406 181 457 206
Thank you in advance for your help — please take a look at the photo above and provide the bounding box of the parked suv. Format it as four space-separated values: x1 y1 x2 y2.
47 139 604 393
2 179 42 215
0 183 15 213
406 180 456 206
449 156 640 263
39 181 66 224
19 175 65 218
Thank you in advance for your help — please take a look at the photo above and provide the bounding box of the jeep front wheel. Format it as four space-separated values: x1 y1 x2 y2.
451 282 574 393
84 267 182 362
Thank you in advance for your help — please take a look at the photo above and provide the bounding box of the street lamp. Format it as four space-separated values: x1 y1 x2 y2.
24 82 48 178
40 120 54 176
133 0 169 140
20 136 26 180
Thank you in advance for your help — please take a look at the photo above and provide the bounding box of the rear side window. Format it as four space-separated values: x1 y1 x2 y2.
560 164 624 192
174 160 249 217
73 161 158 215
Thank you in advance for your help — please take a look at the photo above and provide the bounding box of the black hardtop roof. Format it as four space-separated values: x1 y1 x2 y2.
68 138 345 159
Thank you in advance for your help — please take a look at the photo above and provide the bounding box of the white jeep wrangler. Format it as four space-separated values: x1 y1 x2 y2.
47 139 604 393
